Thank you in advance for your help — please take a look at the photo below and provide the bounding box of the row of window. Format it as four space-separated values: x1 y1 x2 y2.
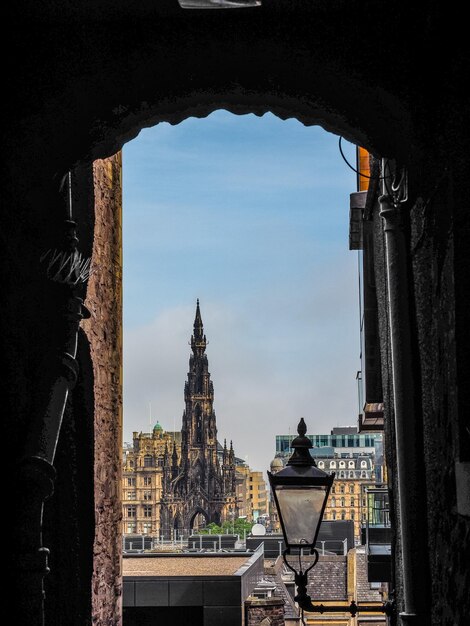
324 510 367 521
127 476 153 486
127 505 153 517
331 483 369 494
126 491 155 500
329 497 367 507
127 455 166 469
126 522 153 534
318 460 368 469
276 434 380 452
327 470 369 478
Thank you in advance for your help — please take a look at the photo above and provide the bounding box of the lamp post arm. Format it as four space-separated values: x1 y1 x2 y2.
294 578 395 616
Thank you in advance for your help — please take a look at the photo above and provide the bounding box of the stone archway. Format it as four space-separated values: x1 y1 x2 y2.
6 5 468 626
190 507 210 533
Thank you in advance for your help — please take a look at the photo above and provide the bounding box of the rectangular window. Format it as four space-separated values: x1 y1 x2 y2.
143 476 152 486
127 522 136 533
144 490 152 501
143 505 152 518
127 491 136 500
127 477 136 486
127 506 136 518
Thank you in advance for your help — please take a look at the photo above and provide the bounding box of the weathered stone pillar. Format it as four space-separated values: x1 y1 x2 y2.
83 153 123 626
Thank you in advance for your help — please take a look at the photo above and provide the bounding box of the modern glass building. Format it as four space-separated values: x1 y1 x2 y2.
275 432 382 455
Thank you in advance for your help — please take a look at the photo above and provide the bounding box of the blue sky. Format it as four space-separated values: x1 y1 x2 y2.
123 111 359 474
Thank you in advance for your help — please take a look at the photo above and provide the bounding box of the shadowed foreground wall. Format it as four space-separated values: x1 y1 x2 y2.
83 154 123 625
2 3 469 625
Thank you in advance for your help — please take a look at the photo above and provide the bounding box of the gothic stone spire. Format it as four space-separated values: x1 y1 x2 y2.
191 298 207 355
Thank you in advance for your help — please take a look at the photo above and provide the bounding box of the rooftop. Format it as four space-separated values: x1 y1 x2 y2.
123 554 251 577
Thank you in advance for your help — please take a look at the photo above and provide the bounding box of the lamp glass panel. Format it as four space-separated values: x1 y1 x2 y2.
276 485 327 546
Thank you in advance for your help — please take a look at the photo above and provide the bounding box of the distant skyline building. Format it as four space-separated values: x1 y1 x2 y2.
275 425 382 459
272 425 381 541
122 301 237 537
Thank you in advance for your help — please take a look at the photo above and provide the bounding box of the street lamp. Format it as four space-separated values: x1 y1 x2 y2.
268 418 333 557
268 418 394 618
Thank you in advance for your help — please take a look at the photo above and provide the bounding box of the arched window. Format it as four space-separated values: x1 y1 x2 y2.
349 485 354 494
350 497 355 507
144 455 153 467
340 497 345 507
339 461 345 468
331 496 336 507
339 471 345 478
350 510 355 519
331 485 336 494
318 461 324 468
361 470 367 478
330 461 336 469
341 510 346 520
332 511 336 520
323 512 328 520
340 484 345 494
349 461 355 468
349 470 354 478
361 460 367 468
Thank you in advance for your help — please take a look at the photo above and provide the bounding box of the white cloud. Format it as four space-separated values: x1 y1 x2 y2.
124 254 359 477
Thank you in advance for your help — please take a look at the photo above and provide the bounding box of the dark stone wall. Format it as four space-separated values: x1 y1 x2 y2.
2 2 469 625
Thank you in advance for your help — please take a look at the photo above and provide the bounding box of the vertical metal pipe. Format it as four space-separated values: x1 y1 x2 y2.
379 187 428 625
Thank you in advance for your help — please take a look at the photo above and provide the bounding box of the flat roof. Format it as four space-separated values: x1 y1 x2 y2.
123 555 250 577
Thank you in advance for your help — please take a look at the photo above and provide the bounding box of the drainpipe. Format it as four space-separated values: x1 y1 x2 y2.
18 292 85 626
379 162 428 625
17 174 91 626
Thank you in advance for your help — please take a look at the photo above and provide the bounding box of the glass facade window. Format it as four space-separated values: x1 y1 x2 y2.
367 489 390 527
275 433 382 454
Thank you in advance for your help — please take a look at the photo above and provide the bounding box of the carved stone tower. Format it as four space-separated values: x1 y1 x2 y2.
160 300 237 536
